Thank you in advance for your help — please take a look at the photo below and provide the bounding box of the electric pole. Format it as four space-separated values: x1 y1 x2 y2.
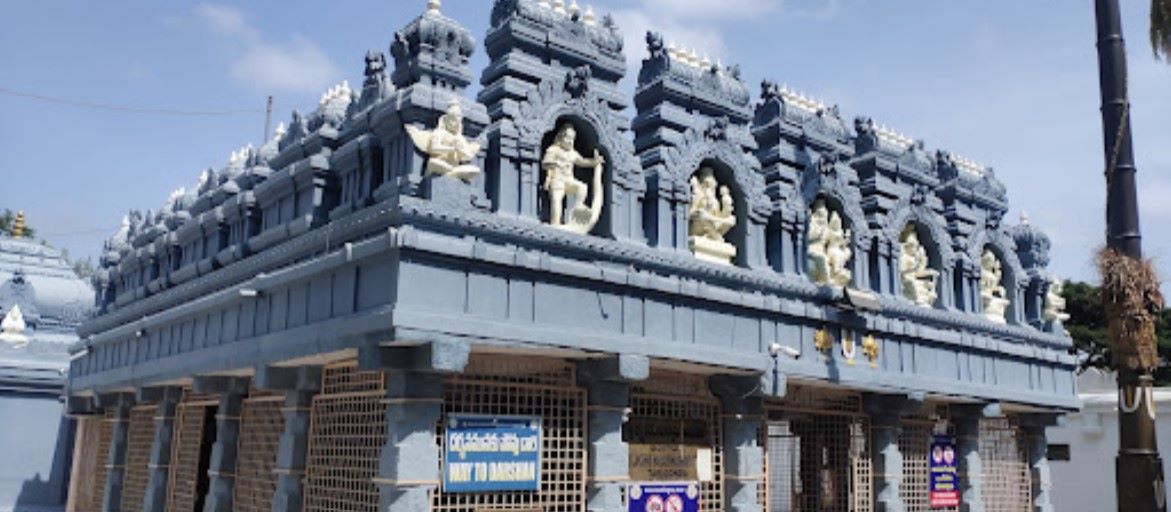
1093 0 1167 510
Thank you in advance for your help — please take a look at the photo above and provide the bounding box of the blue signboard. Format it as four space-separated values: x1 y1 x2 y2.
929 435 960 508
627 482 700 512
443 414 542 493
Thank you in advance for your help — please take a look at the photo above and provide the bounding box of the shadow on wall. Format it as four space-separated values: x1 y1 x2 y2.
9 406 74 512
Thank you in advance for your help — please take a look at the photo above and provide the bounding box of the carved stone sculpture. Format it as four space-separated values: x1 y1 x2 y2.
542 124 604 234
406 101 481 182
1043 276 1070 323
807 199 852 287
687 167 736 265
0 304 28 349
980 248 1010 324
899 227 939 307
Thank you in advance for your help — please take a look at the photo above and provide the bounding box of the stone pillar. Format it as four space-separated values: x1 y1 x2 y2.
712 375 765 512
578 355 649 512
193 376 251 512
139 387 183 512
864 394 923 512
1021 415 1060 512
953 404 999 512
256 365 322 512
376 371 445 511
358 340 469 512
97 393 134 512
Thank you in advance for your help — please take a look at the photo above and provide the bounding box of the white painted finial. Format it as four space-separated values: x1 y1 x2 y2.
553 0 566 15
688 48 700 67
583 5 596 25
427 0 440 13
568 0 580 16
701 54 712 68
538 0 551 8
1020 211 1030 224
274 122 287 140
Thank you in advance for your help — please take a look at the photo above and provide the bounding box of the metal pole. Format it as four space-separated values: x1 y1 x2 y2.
264 95 273 143
1093 0 1167 510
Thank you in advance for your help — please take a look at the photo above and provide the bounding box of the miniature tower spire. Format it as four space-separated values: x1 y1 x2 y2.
426 0 440 14
11 211 25 239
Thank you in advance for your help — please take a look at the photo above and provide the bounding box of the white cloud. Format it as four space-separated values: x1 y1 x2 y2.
230 36 342 95
610 8 728 65
632 0 778 20
190 3 341 94
194 3 256 39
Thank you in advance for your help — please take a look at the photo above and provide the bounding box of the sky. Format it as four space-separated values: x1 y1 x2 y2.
0 0 1168 294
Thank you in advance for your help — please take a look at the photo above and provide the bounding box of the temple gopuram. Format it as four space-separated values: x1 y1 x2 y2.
0 212 92 512
65 2 1076 511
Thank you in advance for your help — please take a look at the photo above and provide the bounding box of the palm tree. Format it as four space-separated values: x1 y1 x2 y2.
1155 0 1171 59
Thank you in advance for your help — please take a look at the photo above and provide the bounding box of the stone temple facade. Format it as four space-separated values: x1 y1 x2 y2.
0 220 93 512
65 2 1075 511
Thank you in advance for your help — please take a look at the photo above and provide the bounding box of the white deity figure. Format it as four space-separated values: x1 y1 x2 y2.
1043 276 1071 323
980 248 1010 324
687 167 737 265
807 199 853 287
899 227 939 307
542 124 605 234
405 101 482 182
0 304 28 349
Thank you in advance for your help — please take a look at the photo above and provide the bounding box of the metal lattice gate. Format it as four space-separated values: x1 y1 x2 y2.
233 391 286 512
899 421 958 512
431 355 587 512
979 418 1031 512
166 391 219 512
764 390 872 512
120 404 157 511
303 362 386 512
627 371 724 512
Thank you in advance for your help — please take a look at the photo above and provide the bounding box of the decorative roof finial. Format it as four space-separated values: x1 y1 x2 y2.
11 211 25 239
553 0 567 15
426 0 440 14
583 5 596 26
1020 211 1030 224
568 0 580 16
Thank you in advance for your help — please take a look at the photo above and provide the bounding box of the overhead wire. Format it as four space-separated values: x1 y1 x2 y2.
0 86 264 117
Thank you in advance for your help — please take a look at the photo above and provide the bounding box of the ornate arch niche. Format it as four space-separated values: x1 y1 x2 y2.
976 243 1019 325
896 222 945 308
512 69 643 240
538 116 613 237
660 121 769 268
685 159 746 266
804 194 857 288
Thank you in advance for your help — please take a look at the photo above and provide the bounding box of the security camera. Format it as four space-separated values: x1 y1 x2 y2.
769 343 801 359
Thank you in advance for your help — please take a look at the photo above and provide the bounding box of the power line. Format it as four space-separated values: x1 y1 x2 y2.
0 86 264 117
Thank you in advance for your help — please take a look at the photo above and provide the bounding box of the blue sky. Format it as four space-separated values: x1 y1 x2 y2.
1 0 1168 293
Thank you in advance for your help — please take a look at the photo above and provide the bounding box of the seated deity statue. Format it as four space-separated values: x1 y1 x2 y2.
899 229 939 307
0 305 28 349
542 124 605 234
687 167 736 264
406 101 481 182
980 248 1010 324
1043 276 1070 323
807 199 853 287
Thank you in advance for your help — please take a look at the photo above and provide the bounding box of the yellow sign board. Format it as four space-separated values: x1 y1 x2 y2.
628 443 714 482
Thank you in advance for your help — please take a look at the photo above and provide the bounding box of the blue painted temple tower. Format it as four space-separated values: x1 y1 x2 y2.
65 2 1076 511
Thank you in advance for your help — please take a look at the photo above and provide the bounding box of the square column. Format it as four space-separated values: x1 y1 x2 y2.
953 404 999 512
578 355 649 512
1021 415 1060 512
864 394 923 512
712 375 765 512
256 365 322 512
358 340 469 512
97 393 134 512
192 376 251 512
376 371 445 511
138 387 183 512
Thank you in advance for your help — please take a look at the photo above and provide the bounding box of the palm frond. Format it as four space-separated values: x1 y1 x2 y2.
1153 0 1171 61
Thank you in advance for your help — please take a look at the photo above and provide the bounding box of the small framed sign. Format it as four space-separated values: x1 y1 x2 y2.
627 482 700 512
443 414 542 493
929 435 960 508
